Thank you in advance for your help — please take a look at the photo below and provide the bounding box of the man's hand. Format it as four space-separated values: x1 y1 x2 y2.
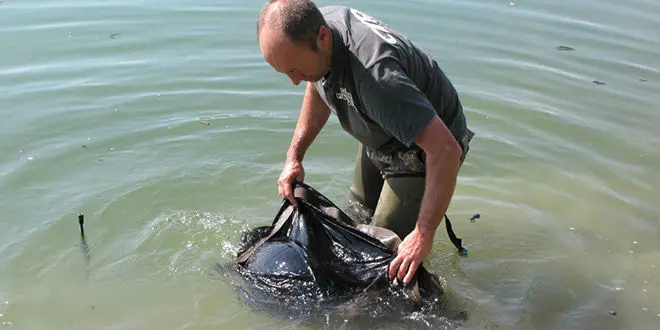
278 160 305 206
388 227 435 285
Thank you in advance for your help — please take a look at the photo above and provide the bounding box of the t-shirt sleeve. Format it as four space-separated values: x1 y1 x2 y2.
356 60 437 147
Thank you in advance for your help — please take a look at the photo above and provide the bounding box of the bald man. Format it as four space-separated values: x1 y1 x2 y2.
256 0 473 286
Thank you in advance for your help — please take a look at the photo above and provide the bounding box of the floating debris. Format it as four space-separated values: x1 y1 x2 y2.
609 311 617 316
592 80 606 85
200 120 211 126
638 77 647 82
510 1 516 6
555 45 575 51
110 33 121 39
570 227 575 231
81 144 88 149
470 213 480 222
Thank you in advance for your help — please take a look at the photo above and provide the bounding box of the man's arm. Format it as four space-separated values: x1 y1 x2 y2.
388 115 462 285
279 82 331 205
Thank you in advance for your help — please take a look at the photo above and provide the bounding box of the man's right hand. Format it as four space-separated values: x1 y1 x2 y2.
278 160 305 206
276 82 330 206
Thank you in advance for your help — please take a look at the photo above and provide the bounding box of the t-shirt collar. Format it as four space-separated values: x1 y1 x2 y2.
324 22 346 82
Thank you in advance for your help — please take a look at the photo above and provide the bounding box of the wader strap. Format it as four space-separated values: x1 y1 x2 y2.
445 215 467 256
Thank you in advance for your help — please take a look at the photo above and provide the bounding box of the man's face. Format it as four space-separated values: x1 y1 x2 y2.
259 26 331 86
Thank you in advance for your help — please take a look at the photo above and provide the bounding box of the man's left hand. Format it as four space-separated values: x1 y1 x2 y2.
388 227 434 286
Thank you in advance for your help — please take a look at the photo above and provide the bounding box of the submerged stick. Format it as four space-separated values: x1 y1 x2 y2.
77 214 96 310
78 213 90 268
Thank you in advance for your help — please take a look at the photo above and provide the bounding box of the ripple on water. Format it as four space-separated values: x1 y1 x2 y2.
1 0 659 329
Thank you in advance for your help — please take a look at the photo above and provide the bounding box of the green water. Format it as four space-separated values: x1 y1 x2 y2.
1 0 659 329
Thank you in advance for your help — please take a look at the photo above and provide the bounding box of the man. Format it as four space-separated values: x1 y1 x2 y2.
256 0 473 286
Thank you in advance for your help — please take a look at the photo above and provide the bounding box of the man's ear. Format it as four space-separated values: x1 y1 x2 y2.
317 25 330 49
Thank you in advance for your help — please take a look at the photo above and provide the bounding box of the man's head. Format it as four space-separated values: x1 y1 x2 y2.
257 0 333 85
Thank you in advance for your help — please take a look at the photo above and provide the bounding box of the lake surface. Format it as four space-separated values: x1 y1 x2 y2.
1 0 658 329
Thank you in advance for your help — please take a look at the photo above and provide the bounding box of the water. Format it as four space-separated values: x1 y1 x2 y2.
1 0 658 329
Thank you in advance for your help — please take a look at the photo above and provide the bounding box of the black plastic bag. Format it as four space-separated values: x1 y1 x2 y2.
234 182 445 315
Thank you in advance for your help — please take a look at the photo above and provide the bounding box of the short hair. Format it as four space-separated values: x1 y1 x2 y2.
257 0 328 51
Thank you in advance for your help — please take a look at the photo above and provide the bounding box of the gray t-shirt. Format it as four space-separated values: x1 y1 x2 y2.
314 6 467 153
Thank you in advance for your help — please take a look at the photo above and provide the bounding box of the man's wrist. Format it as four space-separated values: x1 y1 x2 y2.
415 219 438 239
286 148 304 164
